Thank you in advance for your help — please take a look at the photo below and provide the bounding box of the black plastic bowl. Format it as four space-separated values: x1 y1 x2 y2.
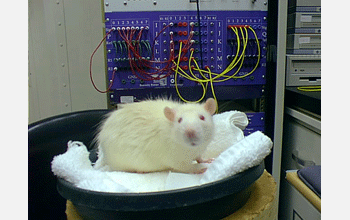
57 162 264 220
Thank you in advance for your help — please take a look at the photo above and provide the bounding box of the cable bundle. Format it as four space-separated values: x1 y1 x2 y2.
172 26 261 108
90 24 261 103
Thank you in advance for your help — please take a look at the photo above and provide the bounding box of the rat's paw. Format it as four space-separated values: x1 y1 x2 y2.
189 163 208 174
174 161 208 174
196 158 215 164
193 167 207 174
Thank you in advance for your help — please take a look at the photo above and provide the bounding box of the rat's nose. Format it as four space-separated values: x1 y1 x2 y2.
185 129 196 139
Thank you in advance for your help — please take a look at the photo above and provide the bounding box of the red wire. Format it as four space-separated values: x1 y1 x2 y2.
118 27 174 81
90 27 117 93
90 24 196 92
99 24 194 83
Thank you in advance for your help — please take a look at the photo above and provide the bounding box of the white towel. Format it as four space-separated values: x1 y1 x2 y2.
51 141 131 193
202 111 249 160
51 131 272 193
200 131 273 184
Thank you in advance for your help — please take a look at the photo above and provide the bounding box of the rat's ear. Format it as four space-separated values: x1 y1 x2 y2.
204 98 217 115
164 107 176 122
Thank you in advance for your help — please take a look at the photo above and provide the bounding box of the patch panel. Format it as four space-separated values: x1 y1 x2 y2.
104 10 268 97
94 0 269 142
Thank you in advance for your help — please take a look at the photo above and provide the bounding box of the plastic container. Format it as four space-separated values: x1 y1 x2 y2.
57 162 265 220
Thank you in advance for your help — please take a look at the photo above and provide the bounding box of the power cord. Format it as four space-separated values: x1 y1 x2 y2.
196 0 204 69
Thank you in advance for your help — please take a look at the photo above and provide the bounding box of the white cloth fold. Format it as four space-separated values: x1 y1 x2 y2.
202 111 249 160
51 130 272 193
200 131 273 184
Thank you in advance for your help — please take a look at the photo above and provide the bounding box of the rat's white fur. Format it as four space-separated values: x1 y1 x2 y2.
95 98 216 173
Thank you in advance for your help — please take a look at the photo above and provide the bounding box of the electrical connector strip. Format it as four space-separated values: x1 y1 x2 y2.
172 26 260 104
91 24 261 98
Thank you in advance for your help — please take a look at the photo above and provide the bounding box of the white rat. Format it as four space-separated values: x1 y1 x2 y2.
95 98 216 174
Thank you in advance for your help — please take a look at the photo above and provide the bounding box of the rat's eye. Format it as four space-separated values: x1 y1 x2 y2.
178 117 183 123
199 115 205 121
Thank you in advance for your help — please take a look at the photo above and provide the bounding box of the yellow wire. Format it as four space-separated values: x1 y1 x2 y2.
188 26 259 83
188 51 208 82
174 26 260 83
174 42 207 103
172 26 261 103
228 26 247 75
222 27 241 73
211 27 247 80
231 26 260 79
188 49 208 81
207 67 219 113
200 26 260 81
297 86 321 92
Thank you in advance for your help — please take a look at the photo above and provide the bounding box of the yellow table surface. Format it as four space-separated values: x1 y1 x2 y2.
285 171 321 212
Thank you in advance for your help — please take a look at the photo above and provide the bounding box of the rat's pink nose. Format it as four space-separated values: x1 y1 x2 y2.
185 129 196 139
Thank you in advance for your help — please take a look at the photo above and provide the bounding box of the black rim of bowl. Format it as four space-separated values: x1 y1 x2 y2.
57 162 265 212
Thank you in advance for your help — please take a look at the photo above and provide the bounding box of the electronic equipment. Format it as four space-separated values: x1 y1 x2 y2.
97 0 269 134
288 0 321 12
287 12 321 36
288 12 321 29
287 0 320 55
287 33 321 50
286 55 320 86
245 112 265 136
102 0 268 104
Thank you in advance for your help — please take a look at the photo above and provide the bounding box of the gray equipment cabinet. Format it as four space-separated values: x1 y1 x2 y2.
276 0 321 219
